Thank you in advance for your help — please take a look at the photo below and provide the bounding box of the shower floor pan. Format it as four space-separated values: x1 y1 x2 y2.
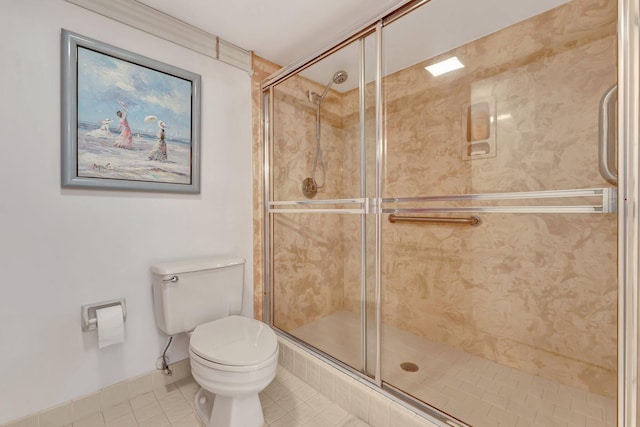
290 310 615 427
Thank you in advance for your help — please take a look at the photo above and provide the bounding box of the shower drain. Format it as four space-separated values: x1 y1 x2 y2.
400 362 419 372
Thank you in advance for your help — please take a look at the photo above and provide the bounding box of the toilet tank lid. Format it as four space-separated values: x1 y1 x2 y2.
150 256 245 275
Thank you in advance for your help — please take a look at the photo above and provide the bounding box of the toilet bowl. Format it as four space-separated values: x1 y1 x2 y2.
189 315 278 427
150 257 279 427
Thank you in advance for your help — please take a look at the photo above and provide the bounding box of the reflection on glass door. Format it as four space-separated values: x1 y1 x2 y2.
268 33 378 376
379 0 618 426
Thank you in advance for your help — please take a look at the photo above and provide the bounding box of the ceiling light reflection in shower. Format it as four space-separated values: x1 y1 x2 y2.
490 113 513 123
425 56 464 76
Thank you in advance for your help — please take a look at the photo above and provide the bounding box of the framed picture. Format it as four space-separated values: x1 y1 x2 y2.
61 29 201 193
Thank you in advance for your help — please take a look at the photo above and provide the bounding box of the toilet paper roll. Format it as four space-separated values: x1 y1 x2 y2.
96 305 125 349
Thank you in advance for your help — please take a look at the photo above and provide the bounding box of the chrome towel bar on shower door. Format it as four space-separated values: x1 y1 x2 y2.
388 214 481 226
266 188 617 215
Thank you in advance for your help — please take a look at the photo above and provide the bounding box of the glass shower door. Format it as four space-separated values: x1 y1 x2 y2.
379 0 618 426
267 33 378 377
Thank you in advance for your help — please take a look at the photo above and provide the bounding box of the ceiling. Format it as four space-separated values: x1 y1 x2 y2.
135 0 569 91
136 0 407 68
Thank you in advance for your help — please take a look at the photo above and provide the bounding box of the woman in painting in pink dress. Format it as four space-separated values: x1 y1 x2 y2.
114 100 133 149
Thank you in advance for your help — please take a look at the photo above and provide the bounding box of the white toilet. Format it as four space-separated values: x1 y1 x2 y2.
151 257 278 427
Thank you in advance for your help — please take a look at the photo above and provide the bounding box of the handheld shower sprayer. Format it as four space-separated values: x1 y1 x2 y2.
307 70 349 103
319 70 349 101
302 70 348 199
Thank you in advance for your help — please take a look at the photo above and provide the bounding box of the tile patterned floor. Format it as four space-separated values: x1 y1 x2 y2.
291 310 617 427
68 376 203 427
65 366 370 427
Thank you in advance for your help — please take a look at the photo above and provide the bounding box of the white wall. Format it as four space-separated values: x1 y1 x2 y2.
0 1 254 423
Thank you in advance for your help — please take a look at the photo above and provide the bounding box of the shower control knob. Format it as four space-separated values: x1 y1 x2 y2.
302 177 318 199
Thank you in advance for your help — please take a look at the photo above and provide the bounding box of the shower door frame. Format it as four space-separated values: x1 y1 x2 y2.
618 0 640 424
262 0 640 425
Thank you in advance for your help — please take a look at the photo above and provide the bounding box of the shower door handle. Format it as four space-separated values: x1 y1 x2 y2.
599 84 617 186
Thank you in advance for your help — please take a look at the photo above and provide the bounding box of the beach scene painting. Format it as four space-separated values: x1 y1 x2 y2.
61 30 201 193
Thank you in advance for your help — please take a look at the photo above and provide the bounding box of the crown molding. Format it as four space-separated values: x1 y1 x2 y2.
65 0 253 74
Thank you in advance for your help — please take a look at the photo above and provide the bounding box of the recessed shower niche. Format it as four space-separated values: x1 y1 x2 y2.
461 97 496 160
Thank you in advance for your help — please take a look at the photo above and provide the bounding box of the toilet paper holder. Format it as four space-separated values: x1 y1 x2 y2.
81 298 127 332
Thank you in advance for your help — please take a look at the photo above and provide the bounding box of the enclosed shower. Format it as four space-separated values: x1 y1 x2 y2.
261 0 638 425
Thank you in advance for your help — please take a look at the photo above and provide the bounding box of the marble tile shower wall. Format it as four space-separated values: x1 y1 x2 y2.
270 74 357 331
266 0 618 400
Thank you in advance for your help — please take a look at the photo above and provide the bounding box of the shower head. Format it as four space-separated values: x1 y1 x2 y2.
318 70 349 101
332 70 348 84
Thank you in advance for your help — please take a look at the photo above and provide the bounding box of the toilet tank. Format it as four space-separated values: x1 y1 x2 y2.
151 257 245 336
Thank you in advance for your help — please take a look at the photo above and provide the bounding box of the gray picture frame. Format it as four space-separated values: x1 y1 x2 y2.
61 29 201 193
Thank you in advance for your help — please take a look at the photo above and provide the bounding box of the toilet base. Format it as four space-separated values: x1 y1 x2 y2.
194 388 264 427
194 388 214 425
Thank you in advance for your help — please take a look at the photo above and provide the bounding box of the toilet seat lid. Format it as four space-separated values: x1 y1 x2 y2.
189 315 278 366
